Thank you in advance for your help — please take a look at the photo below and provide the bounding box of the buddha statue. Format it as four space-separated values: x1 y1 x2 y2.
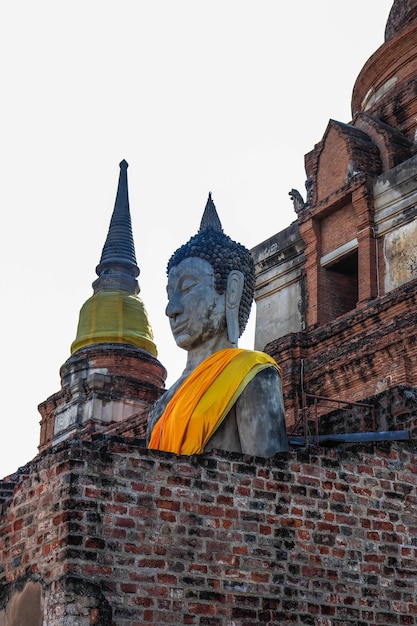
147 194 288 457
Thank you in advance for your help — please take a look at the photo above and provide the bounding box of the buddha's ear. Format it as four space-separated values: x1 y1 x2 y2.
226 270 244 346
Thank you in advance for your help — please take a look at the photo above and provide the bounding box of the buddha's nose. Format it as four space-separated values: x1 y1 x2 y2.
165 290 183 318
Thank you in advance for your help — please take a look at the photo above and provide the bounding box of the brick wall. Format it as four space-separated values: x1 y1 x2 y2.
267 279 417 426
318 265 358 325
320 203 356 257
1 437 417 625
38 344 166 454
352 21 417 144
315 130 350 203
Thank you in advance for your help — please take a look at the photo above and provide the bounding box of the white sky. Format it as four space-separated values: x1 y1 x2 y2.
0 1 393 478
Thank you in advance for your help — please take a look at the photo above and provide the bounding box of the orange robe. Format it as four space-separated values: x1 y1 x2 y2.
148 348 281 455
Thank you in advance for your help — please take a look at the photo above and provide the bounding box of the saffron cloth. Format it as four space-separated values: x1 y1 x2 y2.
149 348 281 455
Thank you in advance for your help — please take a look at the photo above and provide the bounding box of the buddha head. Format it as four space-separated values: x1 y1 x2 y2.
166 193 255 349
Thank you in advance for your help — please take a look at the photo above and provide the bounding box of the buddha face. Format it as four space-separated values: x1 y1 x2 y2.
166 257 226 350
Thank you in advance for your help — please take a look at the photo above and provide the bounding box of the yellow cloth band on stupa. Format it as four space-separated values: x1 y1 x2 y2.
149 348 281 455
71 289 157 356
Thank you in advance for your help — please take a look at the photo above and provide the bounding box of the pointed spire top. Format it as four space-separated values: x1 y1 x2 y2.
198 192 223 233
94 160 140 293
97 159 137 274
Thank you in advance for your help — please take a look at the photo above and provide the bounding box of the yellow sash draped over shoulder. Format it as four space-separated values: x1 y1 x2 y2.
148 348 281 455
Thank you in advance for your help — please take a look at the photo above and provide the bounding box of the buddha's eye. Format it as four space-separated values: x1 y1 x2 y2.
181 280 198 294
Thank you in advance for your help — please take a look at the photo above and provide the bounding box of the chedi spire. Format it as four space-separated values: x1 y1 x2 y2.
94 159 140 293
71 160 157 356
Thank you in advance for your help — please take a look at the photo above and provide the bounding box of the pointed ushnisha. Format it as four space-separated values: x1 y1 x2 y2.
198 192 223 233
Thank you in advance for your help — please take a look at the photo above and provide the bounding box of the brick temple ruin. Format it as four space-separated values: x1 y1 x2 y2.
1 1 417 624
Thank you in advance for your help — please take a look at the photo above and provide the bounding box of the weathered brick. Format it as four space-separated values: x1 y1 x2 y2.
2 427 417 626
